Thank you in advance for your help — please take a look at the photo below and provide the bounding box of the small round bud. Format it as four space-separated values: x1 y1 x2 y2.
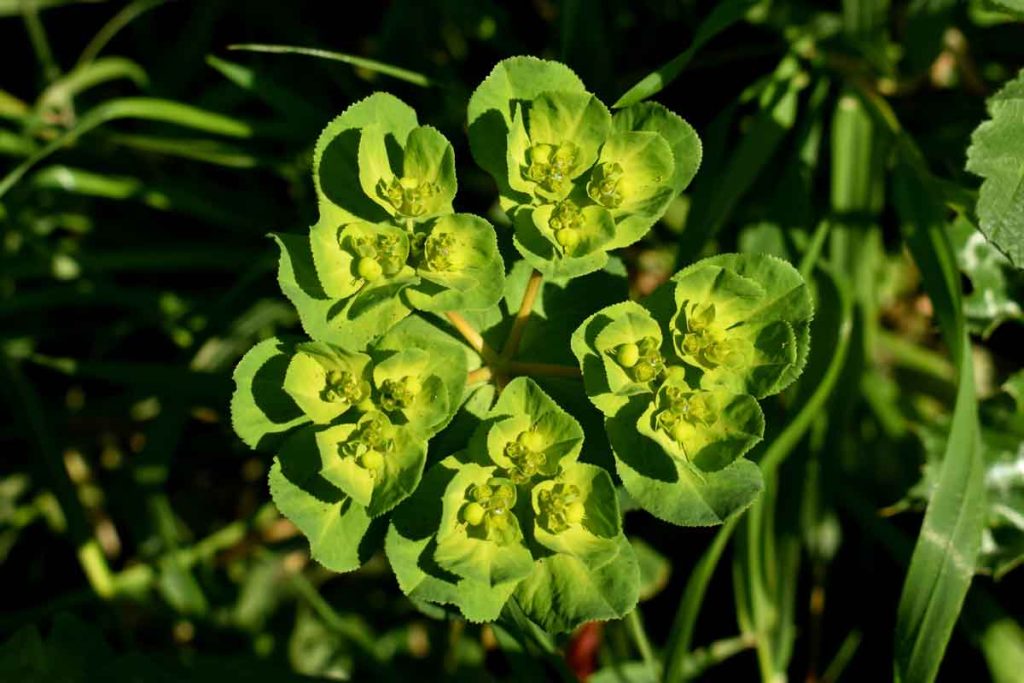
357 257 383 282
462 502 485 526
564 500 585 525
616 343 640 368
556 228 581 251
671 420 689 444
360 449 384 471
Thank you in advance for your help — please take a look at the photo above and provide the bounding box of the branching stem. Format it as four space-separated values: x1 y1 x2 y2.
502 268 543 360
446 311 500 365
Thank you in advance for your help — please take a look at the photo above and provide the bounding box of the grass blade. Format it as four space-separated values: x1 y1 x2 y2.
891 162 985 683
614 0 757 108
0 97 254 198
76 0 168 66
226 43 433 87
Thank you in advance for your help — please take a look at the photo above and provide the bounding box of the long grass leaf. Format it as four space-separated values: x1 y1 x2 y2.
76 0 168 66
226 43 433 87
206 55 324 126
614 0 757 108
892 162 985 683
0 97 254 198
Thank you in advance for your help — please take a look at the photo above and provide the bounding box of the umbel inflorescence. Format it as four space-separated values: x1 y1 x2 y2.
230 56 812 632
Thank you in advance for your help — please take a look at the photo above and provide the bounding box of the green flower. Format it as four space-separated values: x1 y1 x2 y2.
507 91 611 203
434 463 534 586
670 256 811 398
360 124 457 221
314 411 427 517
310 221 415 300
371 348 450 435
637 375 764 472
282 342 372 425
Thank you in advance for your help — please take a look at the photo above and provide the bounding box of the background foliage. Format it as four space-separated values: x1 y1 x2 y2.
1 0 1022 680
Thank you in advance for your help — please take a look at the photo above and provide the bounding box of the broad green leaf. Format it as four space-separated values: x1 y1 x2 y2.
385 456 519 622
274 232 411 349
315 412 427 517
467 56 586 203
531 462 622 569
637 377 764 472
269 429 373 573
607 398 764 526
433 462 534 586
514 534 640 633
950 214 1024 337
613 101 702 195
358 124 456 220
312 93 418 228
230 337 308 450
613 0 758 108
282 342 372 425
966 68 1024 266
405 213 505 312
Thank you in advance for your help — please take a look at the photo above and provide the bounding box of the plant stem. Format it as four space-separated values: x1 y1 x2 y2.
467 366 493 384
445 311 499 364
507 361 581 379
626 608 659 680
502 268 543 360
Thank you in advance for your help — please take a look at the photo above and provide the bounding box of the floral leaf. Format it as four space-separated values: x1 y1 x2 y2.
433 462 535 586
358 124 457 221
315 412 427 517
593 131 676 250
513 534 640 633
467 56 587 206
374 315 469 436
612 101 702 195
404 213 506 312
269 428 373 573
966 68 1024 266
274 232 411 349
671 253 812 399
606 397 764 526
282 342 372 425
478 377 585 482
385 456 519 622
636 376 764 472
571 301 663 417
230 337 308 450
309 221 416 301
313 92 419 228
530 462 622 569
506 91 612 203
513 207 611 280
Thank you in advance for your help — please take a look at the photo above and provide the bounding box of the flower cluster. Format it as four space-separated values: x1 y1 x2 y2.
467 57 701 280
276 93 505 349
387 378 637 632
572 253 813 526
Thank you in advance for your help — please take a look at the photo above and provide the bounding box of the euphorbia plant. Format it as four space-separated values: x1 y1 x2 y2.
231 56 812 632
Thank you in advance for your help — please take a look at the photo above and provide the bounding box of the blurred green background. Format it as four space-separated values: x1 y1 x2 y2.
1 0 1022 680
